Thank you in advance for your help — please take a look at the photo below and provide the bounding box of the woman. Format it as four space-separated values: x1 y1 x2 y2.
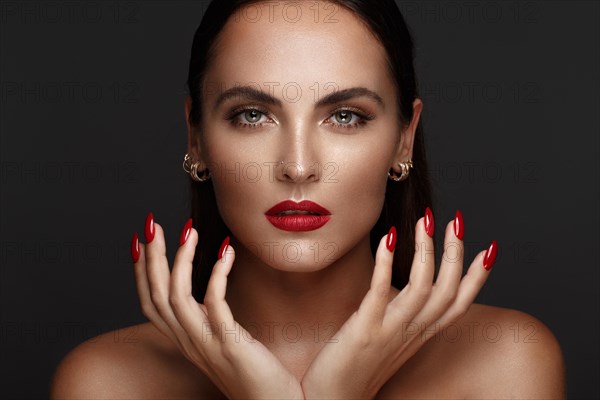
50 0 566 398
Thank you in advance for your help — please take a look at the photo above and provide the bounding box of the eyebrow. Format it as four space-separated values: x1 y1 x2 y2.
213 85 385 110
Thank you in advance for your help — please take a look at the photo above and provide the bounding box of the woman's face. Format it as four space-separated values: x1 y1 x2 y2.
188 1 419 272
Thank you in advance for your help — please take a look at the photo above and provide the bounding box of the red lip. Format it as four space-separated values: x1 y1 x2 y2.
265 200 331 232
265 200 331 216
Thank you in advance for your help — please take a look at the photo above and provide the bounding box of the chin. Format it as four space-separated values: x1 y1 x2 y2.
227 213 370 273
264 258 331 273
274 243 338 272
243 237 342 273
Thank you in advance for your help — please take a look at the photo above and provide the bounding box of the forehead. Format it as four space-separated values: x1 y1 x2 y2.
204 1 392 93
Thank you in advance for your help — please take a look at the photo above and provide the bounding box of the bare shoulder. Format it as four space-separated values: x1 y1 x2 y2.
49 322 225 399
458 303 566 398
378 303 566 399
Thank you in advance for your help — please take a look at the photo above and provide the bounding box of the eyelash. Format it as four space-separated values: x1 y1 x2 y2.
326 106 375 129
225 106 272 129
225 105 375 130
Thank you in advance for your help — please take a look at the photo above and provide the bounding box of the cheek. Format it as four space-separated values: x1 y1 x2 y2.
214 178 260 230
332 140 393 219
208 156 267 231
205 138 279 259
335 149 389 230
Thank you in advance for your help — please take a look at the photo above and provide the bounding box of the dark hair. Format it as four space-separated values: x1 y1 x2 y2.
186 0 435 302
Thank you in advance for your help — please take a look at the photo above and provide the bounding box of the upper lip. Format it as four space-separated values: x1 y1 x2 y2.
265 200 331 216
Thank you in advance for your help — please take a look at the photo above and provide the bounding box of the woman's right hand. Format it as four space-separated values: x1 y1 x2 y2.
300 209 496 398
130 213 304 399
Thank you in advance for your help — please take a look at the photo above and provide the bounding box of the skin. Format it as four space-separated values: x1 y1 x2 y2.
49 2 566 398
197 0 415 385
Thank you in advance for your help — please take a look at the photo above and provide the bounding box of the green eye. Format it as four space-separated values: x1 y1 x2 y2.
226 106 272 129
334 110 353 124
244 109 262 123
324 107 374 130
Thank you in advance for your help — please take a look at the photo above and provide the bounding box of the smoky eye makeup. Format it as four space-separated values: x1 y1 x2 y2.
223 105 275 129
222 101 378 131
323 105 375 130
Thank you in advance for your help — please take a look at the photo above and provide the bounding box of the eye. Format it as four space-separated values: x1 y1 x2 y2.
243 109 263 123
334 110 354 124
325 107 374 129
226 106 273 129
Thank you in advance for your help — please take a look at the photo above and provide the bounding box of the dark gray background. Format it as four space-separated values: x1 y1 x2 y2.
1 1 598 398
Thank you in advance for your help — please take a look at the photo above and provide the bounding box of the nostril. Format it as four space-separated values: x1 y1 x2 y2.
282 163 304 181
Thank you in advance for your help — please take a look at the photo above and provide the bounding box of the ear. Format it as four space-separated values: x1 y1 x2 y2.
390 98 423 173
184 95 204 162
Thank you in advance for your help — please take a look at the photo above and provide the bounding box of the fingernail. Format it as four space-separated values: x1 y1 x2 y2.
144 212 155 243
483 240 498 271
454 210 464 240
131 232 140 263
218 236 230 260
424 207 434 238
179 218 193 247
386 226 397 252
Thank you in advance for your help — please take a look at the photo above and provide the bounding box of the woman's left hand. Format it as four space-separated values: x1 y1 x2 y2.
300 210 497 398
132 217 305 399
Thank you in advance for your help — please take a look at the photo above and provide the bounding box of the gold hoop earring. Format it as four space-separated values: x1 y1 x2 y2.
388 160 413 182
183 153 211 182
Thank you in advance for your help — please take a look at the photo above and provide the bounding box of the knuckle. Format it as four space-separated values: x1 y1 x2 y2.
454 302 470 319
412 285 432 302
140 302 154 318
374 282 390 299
445 303 466 322
438 288 457 308
168 293 182 310
187 351 208 373
408 290 431 311
205 345 224 367
355 334 371 350
150 289 167 308
203 295 215 309
353 327 375 350
443 294 457 309
220 342 236 362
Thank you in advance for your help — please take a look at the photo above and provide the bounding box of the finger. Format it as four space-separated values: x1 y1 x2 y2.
144 221 189 341
132 239 178 344
357 227 395 324
395 211 436 310
400 218 465 338
433 213 464 297
170 222 196 297
435 241 496 328
203 237 237 330
170 225 210 342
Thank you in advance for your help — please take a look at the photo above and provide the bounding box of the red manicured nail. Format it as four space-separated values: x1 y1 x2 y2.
483 240 498 271
454 210 464 240
218 236 230 260
145 212 155 243
131 232 140 263
424 207 434 238
179 218 193 247
386 226 397 252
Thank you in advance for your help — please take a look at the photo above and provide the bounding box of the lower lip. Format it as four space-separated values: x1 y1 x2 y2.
265 214 331 231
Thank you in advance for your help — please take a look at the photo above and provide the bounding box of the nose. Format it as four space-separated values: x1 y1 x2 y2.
279 160 318 183
276 127 319 183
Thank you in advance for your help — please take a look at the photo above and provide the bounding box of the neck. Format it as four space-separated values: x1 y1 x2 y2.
225 235 375 346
